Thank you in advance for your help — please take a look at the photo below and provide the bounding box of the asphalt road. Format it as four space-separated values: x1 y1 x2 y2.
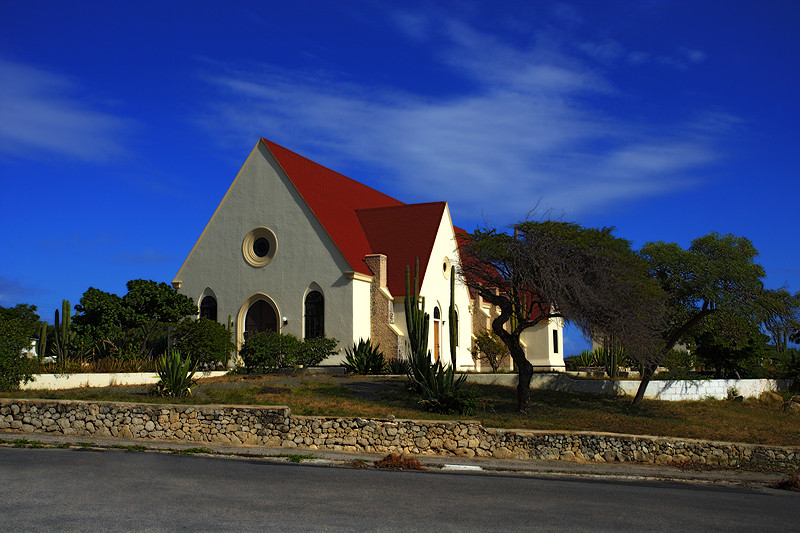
1 447 797 532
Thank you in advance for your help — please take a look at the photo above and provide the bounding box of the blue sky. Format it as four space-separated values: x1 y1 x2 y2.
1 1 798 354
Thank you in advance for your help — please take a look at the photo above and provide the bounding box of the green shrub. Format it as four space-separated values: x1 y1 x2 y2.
471 329 509 373
662 349 696 379
155 349 197 398
295 336 338 367
171 318 235 369
241 332 337 372
343 338 386 374
0 304 39 391
241 332 301 372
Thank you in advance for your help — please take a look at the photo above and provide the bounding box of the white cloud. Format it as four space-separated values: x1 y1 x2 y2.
0 58 129 162
197 10 724 225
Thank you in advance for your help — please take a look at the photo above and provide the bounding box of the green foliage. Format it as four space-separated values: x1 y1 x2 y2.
693 316 772 378
241 332 300 372
241 332 336 372
407 346 475 415
172 318 235 369
52 299 73 364
37 323 47 362
72 280 195 361
121 279 196 357
386 357 409 375
343 338 386 374
471 329 510 372
662 349 696 379
461 219 663 412
601 342 628 378
294 336 338 367
572 349 601 367
759 289 800 354
0 304 39 390
155 349 197 398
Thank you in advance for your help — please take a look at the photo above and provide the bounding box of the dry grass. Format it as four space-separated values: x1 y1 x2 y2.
770 473 800 491
375 453 423 470
3 374 799 446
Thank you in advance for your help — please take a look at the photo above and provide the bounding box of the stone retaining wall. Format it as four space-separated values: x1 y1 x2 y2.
2 399 798 469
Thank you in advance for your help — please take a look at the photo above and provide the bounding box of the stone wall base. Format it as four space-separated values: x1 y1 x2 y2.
2 399 798 469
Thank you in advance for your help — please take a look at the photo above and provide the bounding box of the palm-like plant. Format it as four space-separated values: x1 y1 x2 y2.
155 349 197 397
343 339 386 375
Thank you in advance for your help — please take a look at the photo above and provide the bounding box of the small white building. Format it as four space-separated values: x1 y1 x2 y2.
173 138 563 370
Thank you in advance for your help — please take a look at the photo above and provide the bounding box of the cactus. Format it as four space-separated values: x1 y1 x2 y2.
404 257 429 360
448 265 458 367
53 299 72 364
603 340 624 379
38 323 48 362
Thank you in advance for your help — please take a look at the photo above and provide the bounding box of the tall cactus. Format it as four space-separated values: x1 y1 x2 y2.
38 323 48 362
54 299 72 363
404 257 429 359
448 265 458 367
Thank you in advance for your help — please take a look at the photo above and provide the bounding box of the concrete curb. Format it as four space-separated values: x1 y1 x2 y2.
1 430 791 490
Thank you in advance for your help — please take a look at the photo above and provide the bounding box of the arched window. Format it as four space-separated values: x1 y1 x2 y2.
200 295 217 322
304 291 324 339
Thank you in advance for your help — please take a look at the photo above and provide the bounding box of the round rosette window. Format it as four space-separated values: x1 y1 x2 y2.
243 227 277 267
442 256 452 279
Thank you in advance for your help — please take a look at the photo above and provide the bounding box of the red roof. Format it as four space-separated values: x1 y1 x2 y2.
261 139 447 292
356 202 447 296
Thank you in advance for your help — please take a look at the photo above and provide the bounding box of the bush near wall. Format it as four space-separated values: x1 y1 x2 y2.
0 305 39 391
171 318 235 369
241 332 337 372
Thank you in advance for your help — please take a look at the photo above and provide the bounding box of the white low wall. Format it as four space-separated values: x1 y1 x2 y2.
465 373 793 401
21 371 227 391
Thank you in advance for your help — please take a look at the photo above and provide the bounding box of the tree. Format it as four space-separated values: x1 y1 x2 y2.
73 280 196 359
73 287 126 358
759 289 800 355
459 220 663 412
634 233 766 403
121 280 197 357
0 304 40 390
692 312 771 378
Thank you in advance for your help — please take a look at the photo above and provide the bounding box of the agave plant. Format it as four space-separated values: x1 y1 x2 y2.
574 349 601 367
406 348 475 414
155 349 197 398
343 338 386 375
386 357 409 375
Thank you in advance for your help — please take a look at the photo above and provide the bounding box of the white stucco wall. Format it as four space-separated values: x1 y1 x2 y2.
389 205 473 369
520 317 566 371
173 142 357 362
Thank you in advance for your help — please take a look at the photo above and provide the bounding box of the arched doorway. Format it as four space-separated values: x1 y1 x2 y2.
433 306 441 363
245 299 278 337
